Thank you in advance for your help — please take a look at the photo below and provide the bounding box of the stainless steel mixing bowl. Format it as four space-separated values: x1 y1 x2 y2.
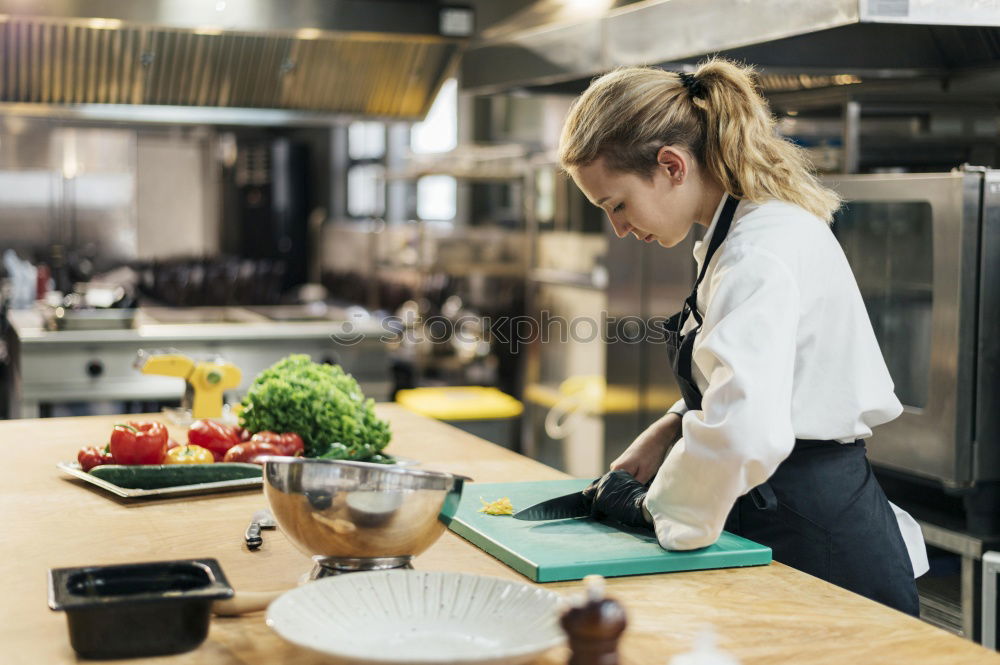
262 458 468 574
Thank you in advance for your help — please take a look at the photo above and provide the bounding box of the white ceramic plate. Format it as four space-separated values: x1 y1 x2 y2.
266 570 566 665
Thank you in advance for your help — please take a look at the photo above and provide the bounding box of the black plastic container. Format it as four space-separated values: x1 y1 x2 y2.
48 558 233 659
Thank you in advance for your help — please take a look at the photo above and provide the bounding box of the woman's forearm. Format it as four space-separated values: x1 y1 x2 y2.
652 412 682 444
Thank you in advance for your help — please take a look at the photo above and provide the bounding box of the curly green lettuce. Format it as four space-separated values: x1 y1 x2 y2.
239 354 390 459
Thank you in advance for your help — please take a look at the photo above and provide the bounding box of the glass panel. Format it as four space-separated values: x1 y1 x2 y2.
411 79 457 154
348 121 385 161
535 168 555 224
416 175 456 221
832 201 933 408
346 164 385 218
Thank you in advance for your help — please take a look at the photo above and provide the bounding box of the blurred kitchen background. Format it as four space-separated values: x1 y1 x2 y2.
1 0 1000 644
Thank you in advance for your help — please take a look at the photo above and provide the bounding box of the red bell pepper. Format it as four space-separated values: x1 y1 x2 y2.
250 431 304 457
109 421 169 465
187 420 242 462
223 440 283 464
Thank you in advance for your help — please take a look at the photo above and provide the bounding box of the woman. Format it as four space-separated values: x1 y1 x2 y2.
561 58 927 615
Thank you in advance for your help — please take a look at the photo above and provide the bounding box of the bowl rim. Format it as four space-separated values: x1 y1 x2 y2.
260 456 470 484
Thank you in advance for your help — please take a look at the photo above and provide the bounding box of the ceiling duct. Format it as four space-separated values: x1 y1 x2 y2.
0 0 473 121
461 0 1000 96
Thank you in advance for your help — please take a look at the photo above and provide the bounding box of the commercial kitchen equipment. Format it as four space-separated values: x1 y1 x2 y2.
0 0 476 313
136 350 241 419
463 1 1000 176
0 0 471 121
462 0 1000 98
824 167 1000 640
218 135 315 294
4 305 391 418
321 220 529 396
824 169 999 500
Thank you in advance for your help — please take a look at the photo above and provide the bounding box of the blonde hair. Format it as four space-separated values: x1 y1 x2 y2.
559 57 841 222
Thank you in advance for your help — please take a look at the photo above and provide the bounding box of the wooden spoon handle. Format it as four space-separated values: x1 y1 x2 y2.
212 590 285 616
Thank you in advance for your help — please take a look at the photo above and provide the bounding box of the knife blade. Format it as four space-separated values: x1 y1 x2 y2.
513 491 591 521
257 509 276 529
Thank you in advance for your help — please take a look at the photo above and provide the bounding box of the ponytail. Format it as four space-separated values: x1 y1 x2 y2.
559 57 841 222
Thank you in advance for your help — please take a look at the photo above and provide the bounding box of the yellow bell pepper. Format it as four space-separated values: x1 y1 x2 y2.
163 444 215 465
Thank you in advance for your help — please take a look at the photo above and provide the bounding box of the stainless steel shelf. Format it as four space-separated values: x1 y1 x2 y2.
528 268 604 290
917 519 1000 643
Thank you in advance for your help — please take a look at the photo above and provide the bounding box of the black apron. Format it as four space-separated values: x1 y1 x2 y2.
661 195 919 616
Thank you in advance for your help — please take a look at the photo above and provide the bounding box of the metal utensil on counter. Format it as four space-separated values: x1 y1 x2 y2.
512 476 651 521
262 457 470 578
48 556 292 661
48 559 235 659
513 490 593 521
245 509 277 550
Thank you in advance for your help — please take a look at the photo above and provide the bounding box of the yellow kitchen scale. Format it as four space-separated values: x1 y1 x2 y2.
135 349 241 419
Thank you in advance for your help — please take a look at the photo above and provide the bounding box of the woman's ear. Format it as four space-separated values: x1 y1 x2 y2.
656 146 688 182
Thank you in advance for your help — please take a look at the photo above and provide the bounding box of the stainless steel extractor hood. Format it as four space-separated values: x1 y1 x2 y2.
461 0 1000 95
0 0 473 121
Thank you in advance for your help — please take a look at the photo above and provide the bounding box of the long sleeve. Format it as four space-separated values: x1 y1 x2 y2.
667 398 688 417
644 245 800 550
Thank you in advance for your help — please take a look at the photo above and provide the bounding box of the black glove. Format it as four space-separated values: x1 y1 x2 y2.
581 469 652 529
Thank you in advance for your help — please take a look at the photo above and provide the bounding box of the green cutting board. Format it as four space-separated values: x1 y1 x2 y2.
446 479 772 583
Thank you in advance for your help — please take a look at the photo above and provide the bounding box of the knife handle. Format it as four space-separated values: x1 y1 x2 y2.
245 522 263 550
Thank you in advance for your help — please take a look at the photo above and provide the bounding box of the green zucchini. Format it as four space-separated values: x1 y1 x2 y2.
89 463 262 489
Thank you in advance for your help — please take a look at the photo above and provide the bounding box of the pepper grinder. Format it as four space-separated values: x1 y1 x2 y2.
560 574 627 665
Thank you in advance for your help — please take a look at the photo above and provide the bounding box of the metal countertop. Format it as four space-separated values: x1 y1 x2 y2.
6 307 389 346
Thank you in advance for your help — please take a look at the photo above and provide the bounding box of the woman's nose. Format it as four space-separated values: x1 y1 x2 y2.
609 215 630 239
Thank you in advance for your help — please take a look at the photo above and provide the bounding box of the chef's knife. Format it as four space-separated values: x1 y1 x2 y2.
513 490 591 521
513 473 653 521
244 509 276 550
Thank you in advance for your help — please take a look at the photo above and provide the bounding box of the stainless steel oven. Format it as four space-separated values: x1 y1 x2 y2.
823 168 1000 490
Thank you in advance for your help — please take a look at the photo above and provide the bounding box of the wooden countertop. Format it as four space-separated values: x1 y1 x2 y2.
2 405 996 665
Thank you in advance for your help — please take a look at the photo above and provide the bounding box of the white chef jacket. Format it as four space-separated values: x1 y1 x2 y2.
643 195 929 578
